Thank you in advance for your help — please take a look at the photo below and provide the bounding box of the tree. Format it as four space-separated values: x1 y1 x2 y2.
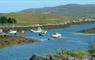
0 16 17 25
0 16 8 25
12 18 16 24
8 18 16 24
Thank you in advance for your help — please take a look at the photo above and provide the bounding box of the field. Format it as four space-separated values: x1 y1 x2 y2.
0 13 76 25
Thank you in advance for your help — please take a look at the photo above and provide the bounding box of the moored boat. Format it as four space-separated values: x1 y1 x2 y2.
51 33 62 38
8 30 17 34
31 27 47 34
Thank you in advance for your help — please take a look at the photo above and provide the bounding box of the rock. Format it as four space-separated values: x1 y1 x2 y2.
29 54 49 60
29 54 63 60
89 56 95 60
66 57 79 60
48 55 62 60
29 54 95 60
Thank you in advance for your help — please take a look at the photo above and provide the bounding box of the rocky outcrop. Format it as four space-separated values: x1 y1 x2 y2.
29 54 95 60
29 54 63 60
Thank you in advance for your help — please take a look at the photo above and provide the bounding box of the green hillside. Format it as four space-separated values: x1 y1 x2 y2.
0 13 73 25
1 4 95 25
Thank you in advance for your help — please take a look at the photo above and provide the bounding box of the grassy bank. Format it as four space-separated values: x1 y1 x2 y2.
48 50 89 59
0 13 73 25
0 13 95 31
78 28 95 33
0 36 40 48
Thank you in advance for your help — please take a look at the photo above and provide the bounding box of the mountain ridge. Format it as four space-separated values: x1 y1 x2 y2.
19 4 95 16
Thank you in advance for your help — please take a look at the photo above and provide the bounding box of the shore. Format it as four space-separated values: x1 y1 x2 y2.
0 36 40 48
0 19 95 31
30 51 95 60
78 28 95 34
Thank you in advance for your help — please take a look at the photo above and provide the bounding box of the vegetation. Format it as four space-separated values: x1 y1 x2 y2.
48 50 88 59
88 40 95 54
0 36 40 48
0 13 76 25
20 4 95 17
0 13 92 26
78 28 95 33
0 4 95 26
0 16 16 25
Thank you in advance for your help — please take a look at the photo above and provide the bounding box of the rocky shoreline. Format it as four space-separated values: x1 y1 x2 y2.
29 55 95 60
29 54 95 60
0 18 95 31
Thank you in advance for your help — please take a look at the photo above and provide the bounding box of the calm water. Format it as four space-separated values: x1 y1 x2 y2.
0 24 95 60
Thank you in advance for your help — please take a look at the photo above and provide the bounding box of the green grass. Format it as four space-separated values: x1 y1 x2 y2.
0 36 39 48
48 50 89 59
0 13 76 25
78 28 95 33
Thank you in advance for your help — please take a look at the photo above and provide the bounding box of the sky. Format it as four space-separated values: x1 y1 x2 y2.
0 0 95 13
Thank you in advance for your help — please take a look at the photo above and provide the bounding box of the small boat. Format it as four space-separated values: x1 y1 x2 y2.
51 33 62 38
8 30 17 34
31 27 42 33
31 27 47 34
21 30 25 34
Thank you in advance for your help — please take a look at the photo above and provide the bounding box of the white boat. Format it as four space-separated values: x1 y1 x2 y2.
31 27 47 34
21 30 25 34
9 30 17 34
51 33 62 38
31 27 42 33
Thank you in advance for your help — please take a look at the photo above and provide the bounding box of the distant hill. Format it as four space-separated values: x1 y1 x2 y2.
20 4 95 17
0 4 95 25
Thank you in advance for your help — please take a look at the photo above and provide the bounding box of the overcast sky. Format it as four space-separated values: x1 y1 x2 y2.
0 0 95 13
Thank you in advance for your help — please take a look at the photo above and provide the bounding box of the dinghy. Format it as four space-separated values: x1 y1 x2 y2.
31 27 42 33
9 30 17 34
51 33 62 38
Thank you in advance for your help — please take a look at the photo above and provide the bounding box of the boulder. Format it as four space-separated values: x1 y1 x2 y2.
29 54 49 60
